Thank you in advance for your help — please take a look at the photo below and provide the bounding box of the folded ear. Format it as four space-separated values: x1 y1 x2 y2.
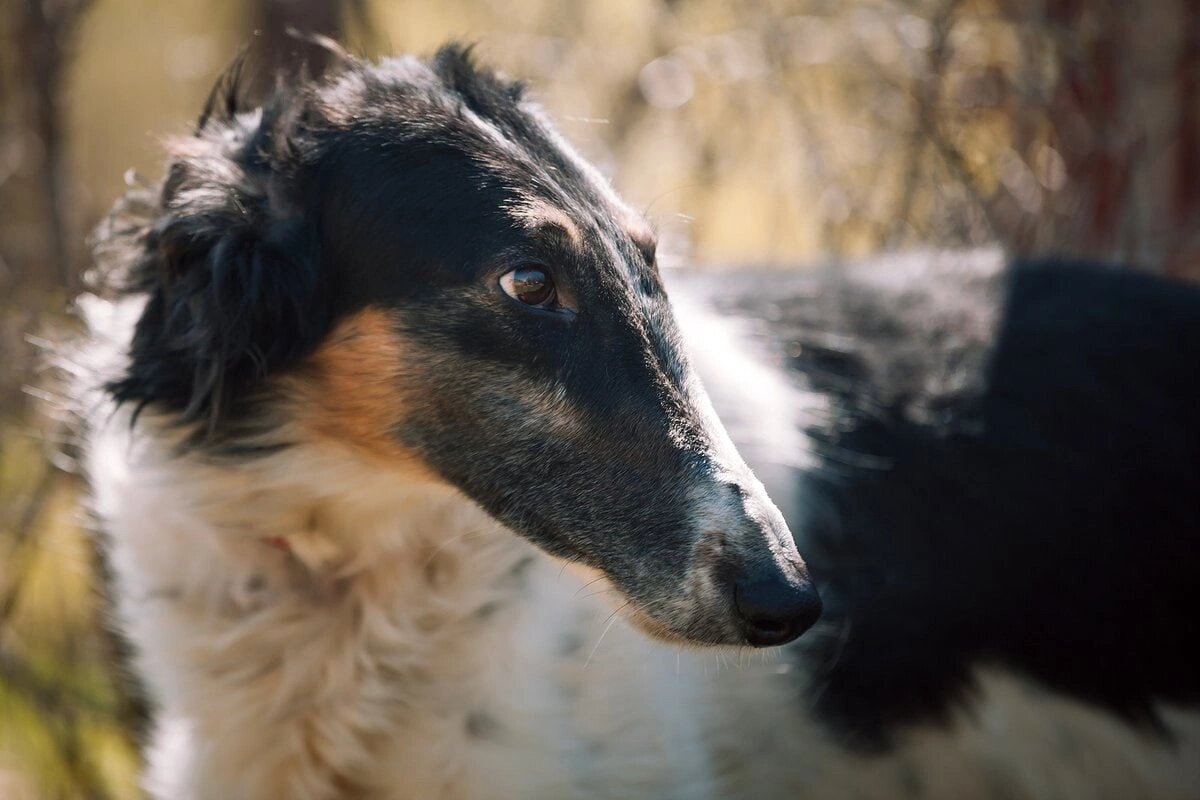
109 76 329 433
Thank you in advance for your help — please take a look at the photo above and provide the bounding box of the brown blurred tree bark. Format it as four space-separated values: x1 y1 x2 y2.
5 0 92 292
245 0 370 94
1044 0 1131 258
1169 0 1200 275
0 0 93 417
988 0 1200 274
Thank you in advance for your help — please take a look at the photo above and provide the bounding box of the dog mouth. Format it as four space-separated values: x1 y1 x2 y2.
552 559 690 639
613 604 702 646
554 558 815 649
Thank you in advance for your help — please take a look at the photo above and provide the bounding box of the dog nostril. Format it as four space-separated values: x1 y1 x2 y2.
733 572 822 647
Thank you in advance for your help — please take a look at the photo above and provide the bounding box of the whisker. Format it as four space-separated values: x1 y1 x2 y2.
573 574 608 597
584 600 631 669
556 555 582 580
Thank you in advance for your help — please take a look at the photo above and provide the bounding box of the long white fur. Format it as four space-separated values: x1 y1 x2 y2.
82 293 1200 800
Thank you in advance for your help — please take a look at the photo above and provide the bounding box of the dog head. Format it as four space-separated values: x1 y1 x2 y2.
104 45 820 647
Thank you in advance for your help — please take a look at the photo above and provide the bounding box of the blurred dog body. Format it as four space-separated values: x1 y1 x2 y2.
675 250 1200 750
76 47 1200 799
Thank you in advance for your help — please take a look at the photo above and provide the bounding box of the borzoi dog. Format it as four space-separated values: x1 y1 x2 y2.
75 46 1199 798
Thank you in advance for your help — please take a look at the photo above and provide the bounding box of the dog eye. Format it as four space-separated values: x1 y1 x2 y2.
500 266 557 308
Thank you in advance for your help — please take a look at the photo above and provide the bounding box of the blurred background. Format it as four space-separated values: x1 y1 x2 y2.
1 0 1198 796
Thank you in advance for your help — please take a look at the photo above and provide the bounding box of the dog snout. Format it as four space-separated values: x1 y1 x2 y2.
696 478 823 646
732 563 822 647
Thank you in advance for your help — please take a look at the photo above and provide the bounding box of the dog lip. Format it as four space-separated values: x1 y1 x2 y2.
618 602 742 647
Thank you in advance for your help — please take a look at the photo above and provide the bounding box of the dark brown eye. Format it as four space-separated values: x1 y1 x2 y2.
500 266 556 307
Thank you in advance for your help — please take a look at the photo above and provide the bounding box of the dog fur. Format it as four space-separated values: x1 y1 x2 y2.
74 47 1200 798
680 250 1200 746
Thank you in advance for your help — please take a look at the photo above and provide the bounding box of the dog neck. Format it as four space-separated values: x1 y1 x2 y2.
135 417 538 621
92 409 576 796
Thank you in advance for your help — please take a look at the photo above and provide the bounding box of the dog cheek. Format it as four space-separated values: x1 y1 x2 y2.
285 306 440 479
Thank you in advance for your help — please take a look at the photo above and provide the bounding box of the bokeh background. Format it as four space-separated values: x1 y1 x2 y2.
1 1 1198 796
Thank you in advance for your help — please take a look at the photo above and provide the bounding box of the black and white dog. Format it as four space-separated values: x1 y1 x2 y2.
75 46 1199 798
679 252 1200 746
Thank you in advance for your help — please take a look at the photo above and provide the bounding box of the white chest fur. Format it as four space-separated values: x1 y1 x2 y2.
88 407 724 799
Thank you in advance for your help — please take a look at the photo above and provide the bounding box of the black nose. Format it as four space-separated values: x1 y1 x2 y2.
733 569 823 647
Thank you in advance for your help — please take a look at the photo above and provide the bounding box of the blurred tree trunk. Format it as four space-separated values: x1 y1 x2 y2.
246 0 368 94
1168 0 1200 275
989 0 1200 275
1044 0 1131 259
0 0 92 414
5 0 92 293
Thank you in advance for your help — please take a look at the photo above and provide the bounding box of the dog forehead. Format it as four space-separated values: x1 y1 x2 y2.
364 56 638 226
313 53 656 303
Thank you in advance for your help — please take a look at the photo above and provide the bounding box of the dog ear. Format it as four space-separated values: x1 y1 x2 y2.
110 76 329 434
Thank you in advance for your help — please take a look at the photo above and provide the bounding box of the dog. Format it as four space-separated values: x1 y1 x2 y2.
74 45 1200 798
676 251 1200 747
